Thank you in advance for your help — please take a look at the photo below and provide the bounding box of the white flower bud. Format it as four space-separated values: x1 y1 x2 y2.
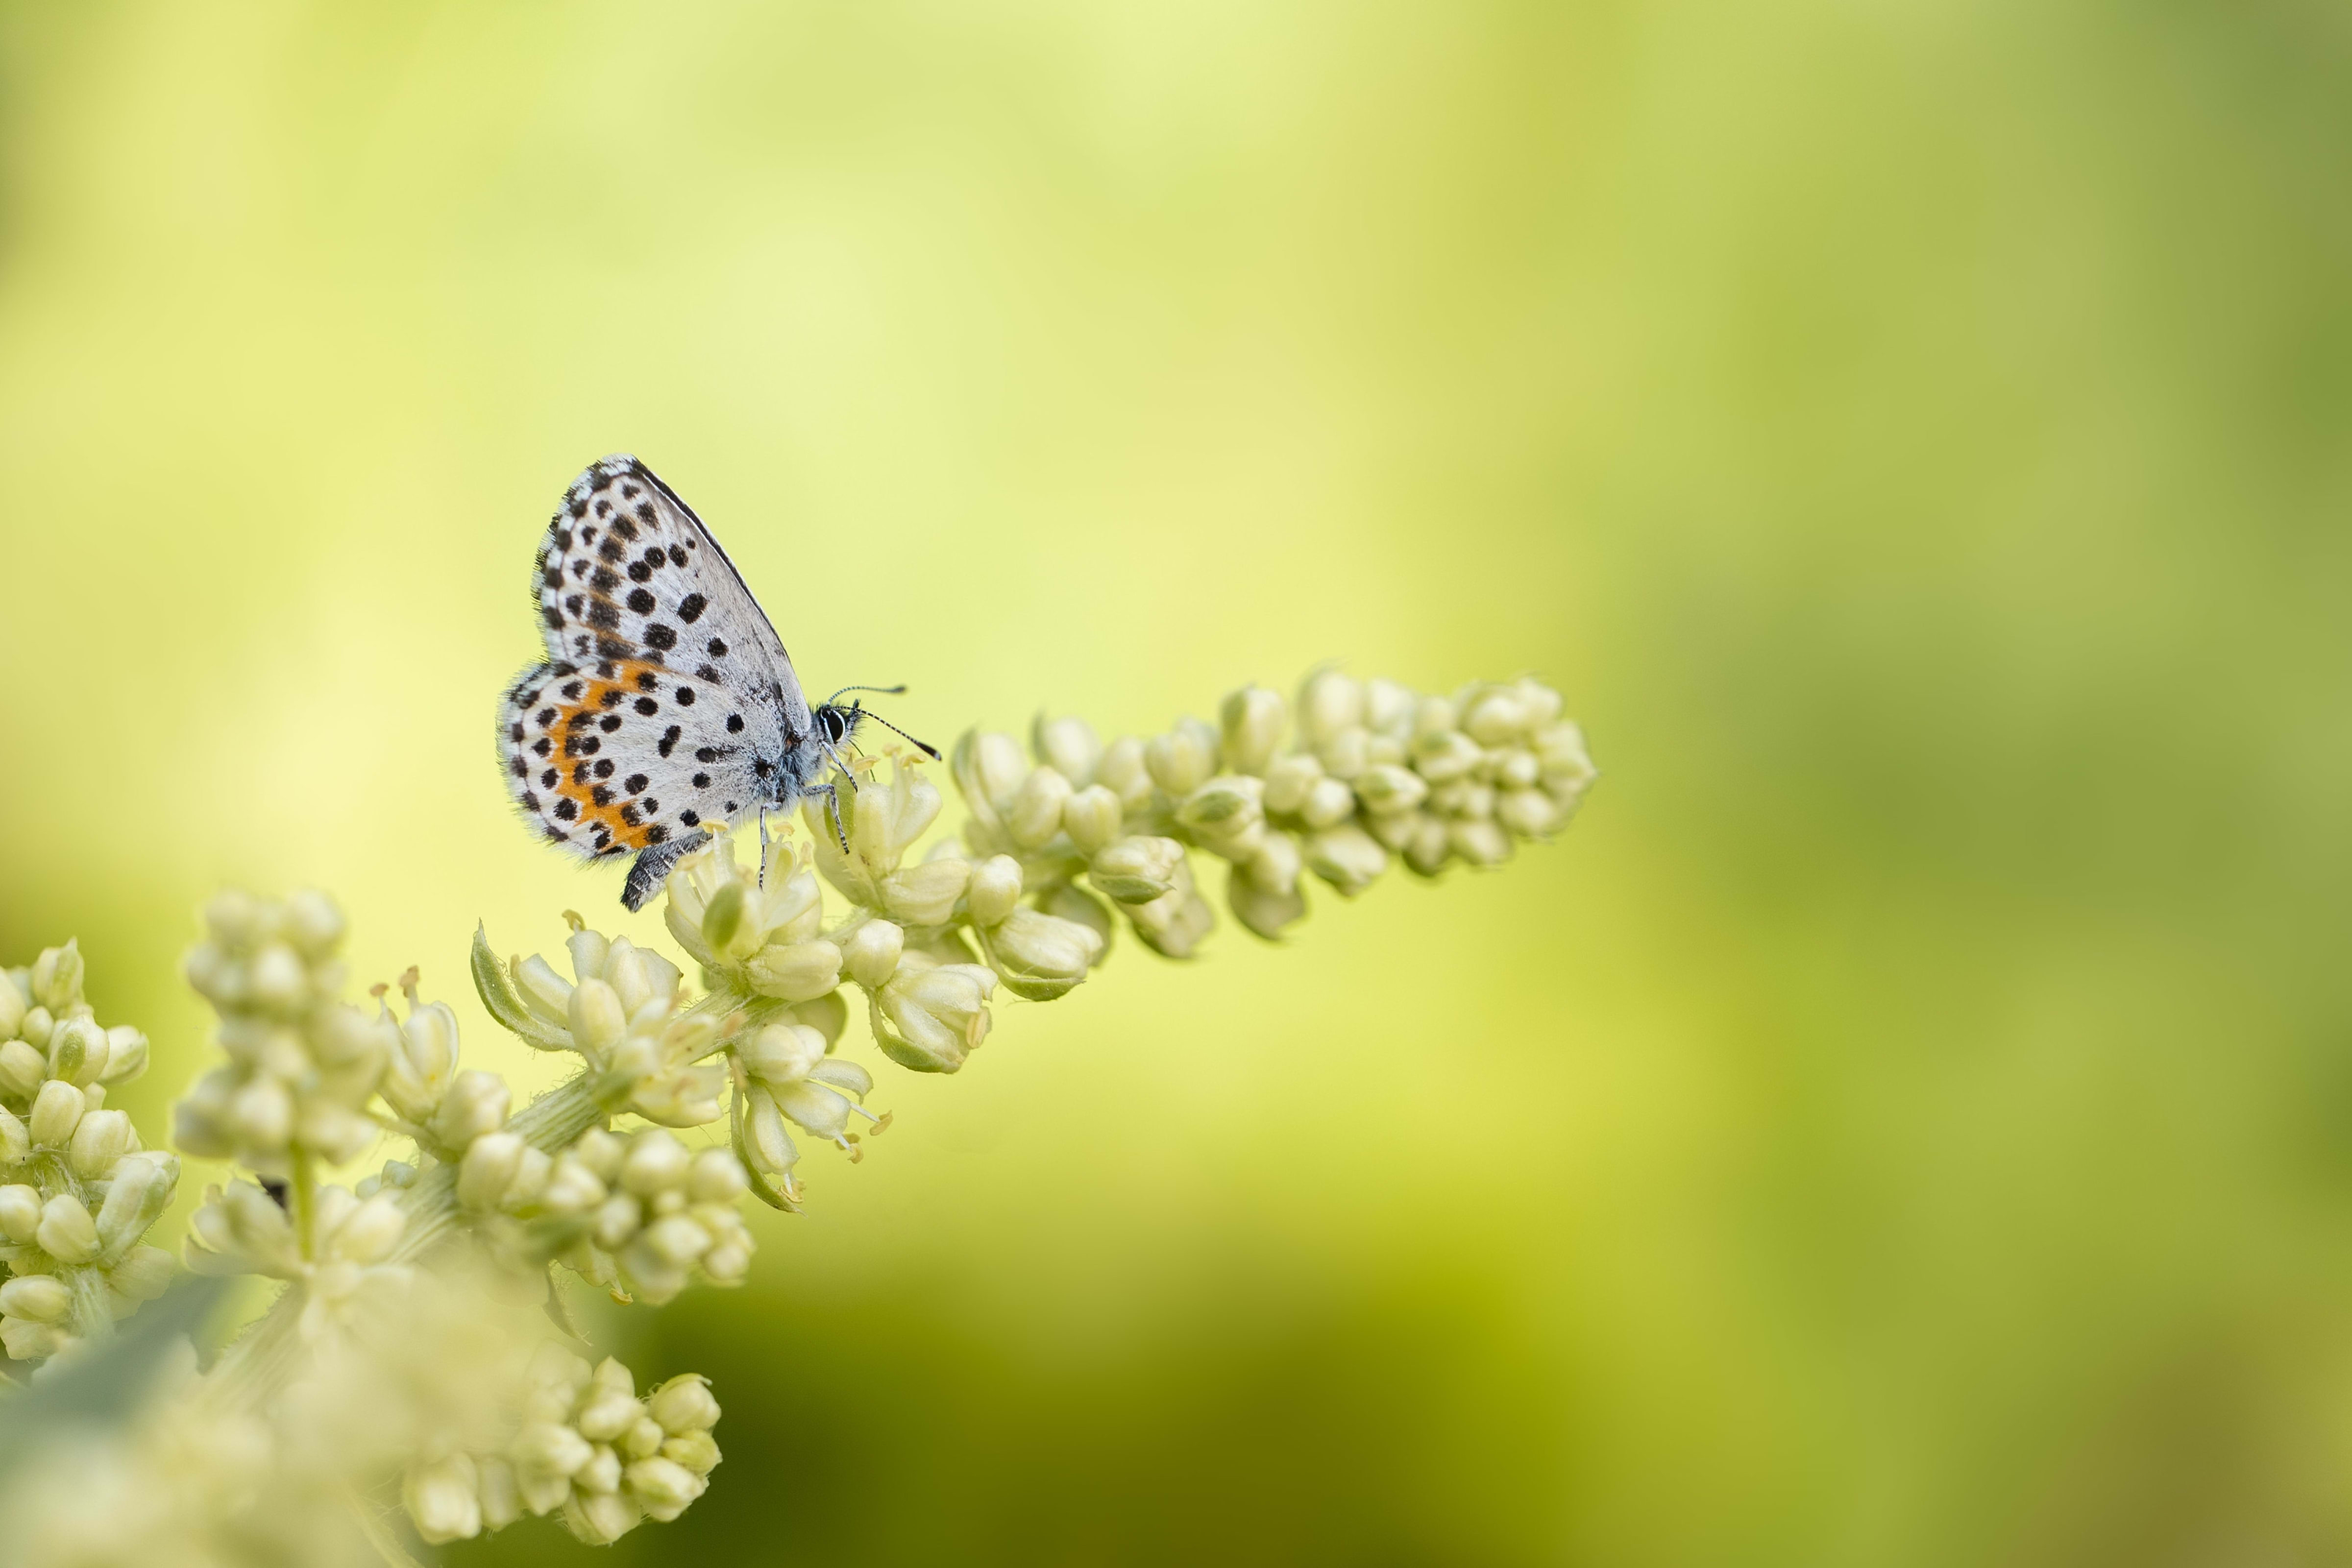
963 731 1030 812
1431 779 1495 820
574 1129 627 1182
0 1108 26 1166
1412 728 1483 783
1460 685 1530 745
1094 736 1153 808
540 1153 609 1214
626 1457 706 1522
406 1455 483 1544
99 1026 149 1085
1126 879 1216 960
96 1153 175 1255
622 1130 691 1196
0 974 21 1038
1513 677 1565 726
514 954 575 1027
1536 720 1598 795
984 910 1102 1002
1494 747 1542 789
738 1024 828 1086
648 1373 721 1432
1317 725 1371 780
1005 766 1074 850
567 925 612 989
68 1108 133 1178
1262 753 1323 816
1403 814 1453 876
514 1421 595 1478
460 1131 528 1209
478 1458 522 1532
1298 670 1364 745
1449 819 1515 867
592 1194 644 1252
106 1245 176 1303
1303 824 1389 897
383 1001 459 1119
0 1039 44 1101
745 941 842 1003
1062 785 1124 855
38 1193 100 1263
1297 776 1357 830
567 980 627 1053
1087 836 1186 904
282 889 345 957
842 921 906 991
662 1431 722 1475
1032 714 1102 786
873 964 996 1074
687 1150 748 1205
48 1017 107 1087
29 1078 85 1148
965 856 1025 927
1176 777 1266 854
1365 677 1416 735
877 856 969 927
638 1215 712 1271
1219 686 1288 777
0 1184 42 1243
0 1274 73 1322
1353 763 1429 816
31 941 84 1012
564 1488 641 1545
247 943 308 1011
742 1086 798 1176
430 1070 512 1150
1496 787 1563 838
1144 725 1216 796
223 1074 292 1153
16 1008 51 1050
0 1318 69 1361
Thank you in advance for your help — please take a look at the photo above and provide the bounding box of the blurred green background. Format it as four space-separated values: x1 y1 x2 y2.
4 0 2351 1562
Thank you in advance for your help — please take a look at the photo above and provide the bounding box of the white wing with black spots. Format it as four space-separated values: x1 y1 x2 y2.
495 455 835 908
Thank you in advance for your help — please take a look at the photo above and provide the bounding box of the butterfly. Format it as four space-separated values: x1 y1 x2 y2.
496 455 920 910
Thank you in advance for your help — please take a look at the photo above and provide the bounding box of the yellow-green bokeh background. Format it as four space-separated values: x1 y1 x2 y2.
6 1 2351 1562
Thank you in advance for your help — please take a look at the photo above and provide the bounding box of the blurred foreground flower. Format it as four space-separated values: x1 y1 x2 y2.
0 664 1591 1564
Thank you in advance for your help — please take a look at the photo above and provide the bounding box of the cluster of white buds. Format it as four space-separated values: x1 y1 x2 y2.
733 1016 886 1200
0 943 177 1365
461 1125 754 1304
407 1347 722 1546
955 671 1596 946
375 968 512 1160
174 891 393 1172
477 915 725 1126
184 1178 411 1340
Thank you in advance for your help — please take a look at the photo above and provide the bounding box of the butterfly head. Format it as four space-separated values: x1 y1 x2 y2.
816 685 941 763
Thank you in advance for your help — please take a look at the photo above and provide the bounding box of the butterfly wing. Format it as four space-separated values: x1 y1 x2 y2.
496 455 817 875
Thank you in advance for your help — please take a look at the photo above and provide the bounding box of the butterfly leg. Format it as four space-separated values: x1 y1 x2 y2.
757 805 770 887
804 782 852 855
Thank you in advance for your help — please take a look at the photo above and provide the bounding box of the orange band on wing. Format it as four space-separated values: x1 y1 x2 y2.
548 660 674 855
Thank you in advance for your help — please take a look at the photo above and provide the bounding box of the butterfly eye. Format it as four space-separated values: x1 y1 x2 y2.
819 707 847 744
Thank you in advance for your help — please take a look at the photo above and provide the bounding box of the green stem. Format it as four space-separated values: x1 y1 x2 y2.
291 1153 318 1261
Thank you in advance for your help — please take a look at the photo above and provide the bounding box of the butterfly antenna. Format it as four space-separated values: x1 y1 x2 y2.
825 683 909 704
860 709 941 761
